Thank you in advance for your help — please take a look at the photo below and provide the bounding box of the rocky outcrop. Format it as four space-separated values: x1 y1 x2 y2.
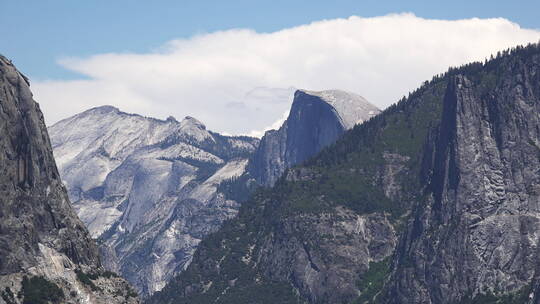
248 89 379 186
257 205 396 303
148 197 397 304
386 52 540 303
49 107 259 296
0 55 138 303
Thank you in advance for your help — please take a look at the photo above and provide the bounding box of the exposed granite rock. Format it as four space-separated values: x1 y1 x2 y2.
50 107 259 296
148 200 397 304
257 207 396 303
387 53 540 303
0 55 139 303
248 89 379 186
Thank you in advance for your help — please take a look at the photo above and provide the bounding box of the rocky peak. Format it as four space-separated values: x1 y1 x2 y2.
248 89 380 186
180 115 207 130
178 115 212 142
297 89 379 128
181 115 205 127
166 115 178 122
49 105 258 296
84 105 120 115
49 104 183 202
387 51 540 303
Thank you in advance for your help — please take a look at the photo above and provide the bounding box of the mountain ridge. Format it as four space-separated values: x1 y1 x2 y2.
50 88 379 297
147 43 540 304
50 104 260 296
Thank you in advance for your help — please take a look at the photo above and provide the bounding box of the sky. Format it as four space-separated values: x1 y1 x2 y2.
2 1 540 136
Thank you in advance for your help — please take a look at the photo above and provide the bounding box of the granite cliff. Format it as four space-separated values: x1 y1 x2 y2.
248 89 379 186
0 55 139 304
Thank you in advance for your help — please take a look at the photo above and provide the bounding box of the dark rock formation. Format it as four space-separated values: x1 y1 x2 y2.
0 55 139 304
386 50 540 303
249 89 379 186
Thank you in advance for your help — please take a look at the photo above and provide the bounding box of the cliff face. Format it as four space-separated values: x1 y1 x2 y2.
248 89 379 186
387 53 540 303
0 56 138 303
148 44 540 304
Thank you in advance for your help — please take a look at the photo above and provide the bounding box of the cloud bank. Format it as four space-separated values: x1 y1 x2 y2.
33 13 540 136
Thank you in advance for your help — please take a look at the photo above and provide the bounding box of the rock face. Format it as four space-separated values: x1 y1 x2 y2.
49 107 259 296
0 55 138 303
256 205 397 303
249 89 379 186
386 51 540 303
147 44 540 304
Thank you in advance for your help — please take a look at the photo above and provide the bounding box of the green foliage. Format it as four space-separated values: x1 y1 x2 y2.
456 286 531 304
210 281 300 304
20 276 64 304
149 55 450 304
126 287 139 298
262 73 449 221
101 270 120 278
217 174 257 203
75 269 101 291
148 192 301 304
354 259 391 304
1 287 16 304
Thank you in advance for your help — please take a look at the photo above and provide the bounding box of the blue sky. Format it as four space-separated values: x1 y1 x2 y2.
2 0 539 80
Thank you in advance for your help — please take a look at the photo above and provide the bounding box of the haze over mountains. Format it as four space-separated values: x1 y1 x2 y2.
49 89 379 296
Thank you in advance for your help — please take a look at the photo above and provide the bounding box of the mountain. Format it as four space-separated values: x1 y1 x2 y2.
49 107 259 296
147 44 540 304
0 56 138 303
248 89 379 186
49 89 378 297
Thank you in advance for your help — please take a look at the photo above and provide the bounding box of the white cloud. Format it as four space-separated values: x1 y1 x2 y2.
33 13 540 136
